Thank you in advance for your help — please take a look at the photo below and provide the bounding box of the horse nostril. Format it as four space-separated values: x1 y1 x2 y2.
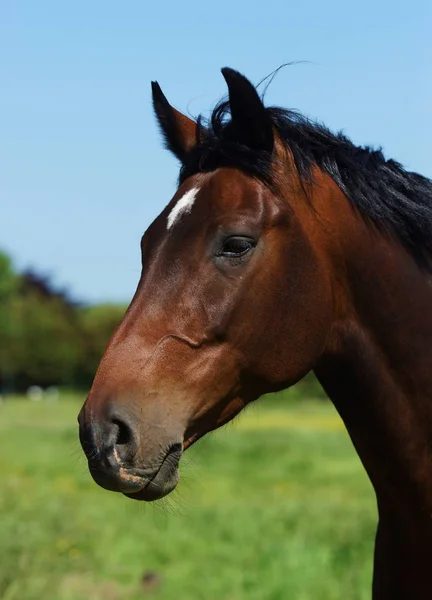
112 418 132 446
110 415 136 463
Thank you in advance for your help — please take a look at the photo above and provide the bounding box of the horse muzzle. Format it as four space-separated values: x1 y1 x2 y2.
78 402 183 501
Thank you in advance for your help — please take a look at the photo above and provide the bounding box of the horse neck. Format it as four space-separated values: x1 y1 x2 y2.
307 183 432 596
309 177 432 511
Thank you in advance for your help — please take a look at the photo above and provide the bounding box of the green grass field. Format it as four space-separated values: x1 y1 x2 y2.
0 392 376 600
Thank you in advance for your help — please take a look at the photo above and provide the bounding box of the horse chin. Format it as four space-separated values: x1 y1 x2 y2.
123 466 180 502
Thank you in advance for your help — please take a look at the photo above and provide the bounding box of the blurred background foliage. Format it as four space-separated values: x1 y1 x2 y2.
0 248 126 393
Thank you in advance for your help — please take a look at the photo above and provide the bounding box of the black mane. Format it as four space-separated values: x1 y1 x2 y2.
180 99 432 269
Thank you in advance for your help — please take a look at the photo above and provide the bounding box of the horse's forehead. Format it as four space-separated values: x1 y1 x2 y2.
167 187 199 230
166 171 262 231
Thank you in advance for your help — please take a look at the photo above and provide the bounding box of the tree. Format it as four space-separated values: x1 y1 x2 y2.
76 304 126 387
0 250 127 392
0 251 19 389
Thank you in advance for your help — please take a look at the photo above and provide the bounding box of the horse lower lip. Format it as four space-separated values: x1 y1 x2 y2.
118 468 149 492
117 463 168 491
124 466 179 501
123 449 181 501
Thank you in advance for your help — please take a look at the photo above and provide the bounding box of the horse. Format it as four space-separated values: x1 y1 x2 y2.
78 67 432 599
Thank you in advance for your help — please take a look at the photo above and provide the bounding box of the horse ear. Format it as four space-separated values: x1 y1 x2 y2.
151 81 198 162
221 67 274 153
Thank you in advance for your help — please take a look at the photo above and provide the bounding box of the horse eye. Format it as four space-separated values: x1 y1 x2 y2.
220 236 256 257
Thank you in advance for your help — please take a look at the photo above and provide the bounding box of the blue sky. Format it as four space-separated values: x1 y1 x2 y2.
1 1 430 303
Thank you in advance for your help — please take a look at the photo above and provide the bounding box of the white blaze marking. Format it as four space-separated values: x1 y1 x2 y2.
167 187 199 230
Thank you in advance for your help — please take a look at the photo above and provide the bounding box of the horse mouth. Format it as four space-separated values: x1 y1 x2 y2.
123 433 202 501
123 443 182 502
